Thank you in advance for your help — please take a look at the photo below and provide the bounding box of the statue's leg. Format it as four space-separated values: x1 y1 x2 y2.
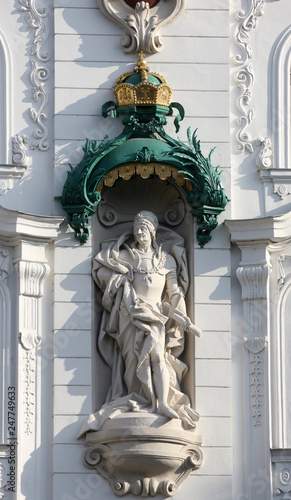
151 340 179 419
117 303 140 393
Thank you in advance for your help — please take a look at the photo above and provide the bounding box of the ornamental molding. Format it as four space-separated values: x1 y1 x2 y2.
259 169 291 199
233 0 265 154
272 452 291 499
236 264 270 300
83 415 202 497
16 260 49 299
0 449 10 499
15 260 49 436
12 134 28 166
256 137 273 169
274 275 291 448
277 253 291 287
0 31 12 164
246 349 265 426
0 462 7 498
234 63 255 154
234 242 271 430
97 0 187 53
239 283 269 428
23 349 36 435
244 336 268 354
15 261 49 350
272 25 291 170
0 206 63 243
0 165 27 195
225 211 291 243
19 0 50 151
0 252 12 444
29 60 49 151
233 1 279 155
234 1 264 66
0 249 9 285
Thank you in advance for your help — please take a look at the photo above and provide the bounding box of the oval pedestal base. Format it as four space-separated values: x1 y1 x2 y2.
83 412 203 497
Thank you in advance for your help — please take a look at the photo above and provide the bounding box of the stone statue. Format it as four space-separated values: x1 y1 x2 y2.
80 211 201 436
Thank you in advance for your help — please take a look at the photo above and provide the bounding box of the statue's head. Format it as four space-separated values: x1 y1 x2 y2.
133 211 159 249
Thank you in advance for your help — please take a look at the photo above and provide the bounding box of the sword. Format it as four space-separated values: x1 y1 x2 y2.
163 302 203 338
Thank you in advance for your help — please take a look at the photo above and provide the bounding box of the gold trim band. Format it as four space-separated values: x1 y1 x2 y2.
97 163 191 192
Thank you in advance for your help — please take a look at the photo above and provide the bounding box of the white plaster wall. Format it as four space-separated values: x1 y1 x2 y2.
0 1 54 215
230 0 291 219
53 1 232 499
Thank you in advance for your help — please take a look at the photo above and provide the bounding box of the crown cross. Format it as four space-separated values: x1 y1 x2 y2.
135 51 150 82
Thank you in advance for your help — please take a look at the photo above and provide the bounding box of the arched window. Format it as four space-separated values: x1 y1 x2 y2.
272 25 291 170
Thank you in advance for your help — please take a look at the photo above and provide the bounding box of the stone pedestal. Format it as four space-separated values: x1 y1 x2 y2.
83 413 202 497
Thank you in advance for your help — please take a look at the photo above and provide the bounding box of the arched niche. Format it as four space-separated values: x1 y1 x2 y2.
91 168 196 413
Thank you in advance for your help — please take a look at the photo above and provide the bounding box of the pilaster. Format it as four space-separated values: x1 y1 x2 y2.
236 242 272 500
14 241 50 500
0 206 63 500
225 216 288 500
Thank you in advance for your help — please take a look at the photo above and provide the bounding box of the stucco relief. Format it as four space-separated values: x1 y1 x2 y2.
256 137 273 169
233 1 279 155
237 263 270 427
97 0 187 53
0 462 8 498
272 452 291 500
233 0 263 154
0 249 12 445
19 0 50 151
80 210 203 496
15 260 50 435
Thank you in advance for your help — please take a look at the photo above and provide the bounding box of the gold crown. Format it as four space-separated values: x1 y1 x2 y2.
114 52 172 108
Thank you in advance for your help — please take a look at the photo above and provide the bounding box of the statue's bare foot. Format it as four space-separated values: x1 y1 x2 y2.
158 403 179 419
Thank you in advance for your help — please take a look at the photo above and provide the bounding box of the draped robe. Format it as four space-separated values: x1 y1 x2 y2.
79 227 199 436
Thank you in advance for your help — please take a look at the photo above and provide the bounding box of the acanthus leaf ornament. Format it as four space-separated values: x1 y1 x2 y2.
123 2 162 53
97 0 187 54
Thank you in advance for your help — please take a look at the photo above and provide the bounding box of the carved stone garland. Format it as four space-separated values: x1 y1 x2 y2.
97 0 187 53
19 0 50 151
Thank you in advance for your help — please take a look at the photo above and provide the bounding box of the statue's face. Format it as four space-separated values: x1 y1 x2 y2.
134 222 152 246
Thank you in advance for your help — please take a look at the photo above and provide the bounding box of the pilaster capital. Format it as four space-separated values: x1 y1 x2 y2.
236 263 271 300
15 260 50 298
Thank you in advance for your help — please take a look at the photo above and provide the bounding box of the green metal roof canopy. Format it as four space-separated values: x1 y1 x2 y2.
61 53 227 247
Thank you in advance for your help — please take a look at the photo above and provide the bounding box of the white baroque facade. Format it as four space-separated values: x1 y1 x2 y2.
0 0 291 499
